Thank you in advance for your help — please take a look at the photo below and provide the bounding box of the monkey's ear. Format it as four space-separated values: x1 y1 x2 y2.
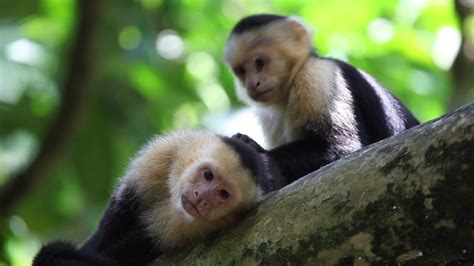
232 133 266 153
287 16 314 41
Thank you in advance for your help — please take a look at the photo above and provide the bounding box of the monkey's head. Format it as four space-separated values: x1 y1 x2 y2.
177 158 259 222
224 14 314 105
166 132 263 224
119 131 266 248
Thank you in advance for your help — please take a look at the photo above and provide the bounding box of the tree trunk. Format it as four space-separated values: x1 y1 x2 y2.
449 0 474 111
0 0 101 217
154 103 474 265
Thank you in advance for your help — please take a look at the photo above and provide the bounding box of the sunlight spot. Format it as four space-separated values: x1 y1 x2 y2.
204 108 267 148
6 38 46 65
432 26 461 70
9 216 28 237
410 70 435 95
0 131 38 178
173 103 201 129
196 83 230 113
368 18 394 44
156 30 184 60
186 52 218 81
0 62 24 104
6 235 41 266
0 61 58 107
396 0 426 25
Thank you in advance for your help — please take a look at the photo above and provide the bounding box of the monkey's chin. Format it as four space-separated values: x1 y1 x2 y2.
253 89 274 102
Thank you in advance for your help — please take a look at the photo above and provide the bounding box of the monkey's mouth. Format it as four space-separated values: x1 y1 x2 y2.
254 89 273 102
181 196 206 219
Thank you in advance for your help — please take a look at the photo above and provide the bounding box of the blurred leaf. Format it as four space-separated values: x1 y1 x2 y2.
0 0 39 18
129 63 165 100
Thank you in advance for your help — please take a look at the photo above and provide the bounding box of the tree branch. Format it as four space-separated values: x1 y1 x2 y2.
156 103 474 264
0 0 101 217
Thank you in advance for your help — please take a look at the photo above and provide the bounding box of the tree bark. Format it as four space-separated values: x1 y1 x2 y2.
155 103 474 265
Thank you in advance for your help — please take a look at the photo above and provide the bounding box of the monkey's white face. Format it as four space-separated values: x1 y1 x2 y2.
229 50 291 104
178 158 256 222
224 18 314 105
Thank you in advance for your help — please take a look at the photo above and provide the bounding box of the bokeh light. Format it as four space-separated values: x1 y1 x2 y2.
156 30 185 59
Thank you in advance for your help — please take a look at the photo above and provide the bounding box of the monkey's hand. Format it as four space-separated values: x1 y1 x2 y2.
231 133 287 192
232 133 266 153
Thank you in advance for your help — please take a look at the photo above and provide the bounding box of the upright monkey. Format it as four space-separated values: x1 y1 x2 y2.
224 14 419 181
33 130 284 266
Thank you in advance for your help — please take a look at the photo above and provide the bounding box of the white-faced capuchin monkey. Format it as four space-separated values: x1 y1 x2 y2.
224 14 419 182
33 130 284 266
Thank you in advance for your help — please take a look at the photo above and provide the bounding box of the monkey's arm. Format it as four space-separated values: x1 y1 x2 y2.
233 133 333 184
33 186 160 266
80 185 160 264
267 137 335 183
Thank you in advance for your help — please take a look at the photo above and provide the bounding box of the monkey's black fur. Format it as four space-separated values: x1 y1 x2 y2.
222 136 285 192
231 14 285 34
33 186 159 266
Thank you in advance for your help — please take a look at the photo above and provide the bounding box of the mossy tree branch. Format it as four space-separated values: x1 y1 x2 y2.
155 103 474 265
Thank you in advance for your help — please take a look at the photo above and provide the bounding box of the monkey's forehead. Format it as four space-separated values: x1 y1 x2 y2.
225 26 286 64
225 18 313 65
231 14 287 35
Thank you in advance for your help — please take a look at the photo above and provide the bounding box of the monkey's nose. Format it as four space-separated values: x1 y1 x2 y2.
246 77 261 92
193 191 199 197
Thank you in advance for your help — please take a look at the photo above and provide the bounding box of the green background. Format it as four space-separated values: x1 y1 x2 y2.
0 0 471 265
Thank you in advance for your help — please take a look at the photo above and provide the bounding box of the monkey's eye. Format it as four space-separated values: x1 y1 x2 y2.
203 170 213 182
255 57 265 71
234 66 245 76
219 189 230 200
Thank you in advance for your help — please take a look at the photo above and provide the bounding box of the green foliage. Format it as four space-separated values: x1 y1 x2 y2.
0 0 466 265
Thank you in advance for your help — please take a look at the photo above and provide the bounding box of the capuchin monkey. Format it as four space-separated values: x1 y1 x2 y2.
33 130 284 266
224 14 419 182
